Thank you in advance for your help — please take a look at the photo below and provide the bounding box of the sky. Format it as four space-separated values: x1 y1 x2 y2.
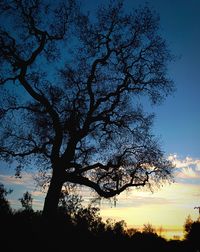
0 0 200 240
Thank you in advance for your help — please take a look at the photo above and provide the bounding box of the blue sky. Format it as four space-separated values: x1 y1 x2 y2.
135 0 200 158
147 0 200 158
82 0 200 158
0 0 200 240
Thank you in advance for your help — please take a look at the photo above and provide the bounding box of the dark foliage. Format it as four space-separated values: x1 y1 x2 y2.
0 185 198 252
1 206 197 252
19 191 33 211
184 216 200 251
0 183 12 215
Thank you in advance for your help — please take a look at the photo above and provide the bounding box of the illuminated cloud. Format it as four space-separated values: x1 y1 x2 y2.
196 161 200 171
178 167 200 179
168 154 200 179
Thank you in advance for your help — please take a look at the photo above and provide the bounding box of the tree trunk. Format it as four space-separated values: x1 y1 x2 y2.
42 173 63 219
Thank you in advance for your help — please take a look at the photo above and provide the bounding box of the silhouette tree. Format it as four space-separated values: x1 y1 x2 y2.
184 215 200 251
19 191 33 211
0 183 12 215
0 0 174 218
142 223 156 234
184 215 193 235
58 184 83 218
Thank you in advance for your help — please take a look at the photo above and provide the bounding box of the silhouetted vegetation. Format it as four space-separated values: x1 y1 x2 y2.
0 0 175 218
19 191 33 212
0 183 12 216
184 215 200 251
0 184 199 252
0 1 196 251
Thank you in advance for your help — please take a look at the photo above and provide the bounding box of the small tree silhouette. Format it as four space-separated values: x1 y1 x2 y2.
142 223 156 234
0 183 12 215
184 215 200 251
19 191 33 211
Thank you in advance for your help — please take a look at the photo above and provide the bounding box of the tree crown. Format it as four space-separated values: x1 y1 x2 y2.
0 0 174 199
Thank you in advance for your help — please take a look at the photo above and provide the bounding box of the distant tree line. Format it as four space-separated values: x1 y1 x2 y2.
0 183 199 252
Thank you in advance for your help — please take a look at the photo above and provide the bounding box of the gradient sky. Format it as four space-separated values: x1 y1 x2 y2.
0 0 200 240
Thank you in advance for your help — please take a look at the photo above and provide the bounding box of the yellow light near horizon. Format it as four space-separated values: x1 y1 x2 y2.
99 181 200 240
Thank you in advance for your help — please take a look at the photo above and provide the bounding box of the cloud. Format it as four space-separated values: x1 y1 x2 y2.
196 162 200 171
31 190 45 197
32 199 44 209
168 154 200 179
178 167 200 179
0 172 35 186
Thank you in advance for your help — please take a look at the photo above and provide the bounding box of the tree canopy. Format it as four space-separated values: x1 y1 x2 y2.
0 183 12 215
0 0 174 216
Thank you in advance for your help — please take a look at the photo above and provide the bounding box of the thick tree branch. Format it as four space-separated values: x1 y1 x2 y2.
0 146 42 157
65 171 150 198
18 71 63 163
